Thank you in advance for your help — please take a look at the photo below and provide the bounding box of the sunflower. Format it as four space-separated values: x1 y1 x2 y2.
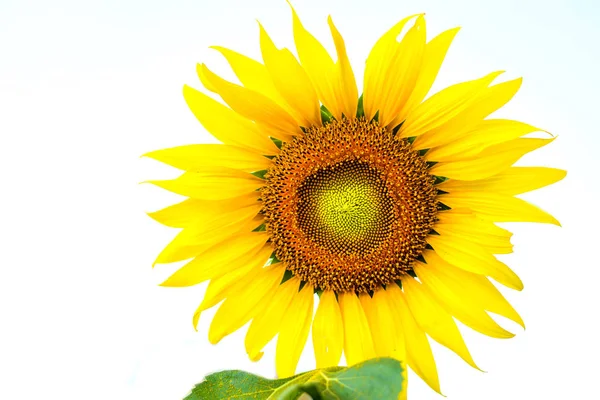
145 5 565 396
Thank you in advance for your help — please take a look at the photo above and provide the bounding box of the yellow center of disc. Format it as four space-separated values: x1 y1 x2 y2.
297 161 394 254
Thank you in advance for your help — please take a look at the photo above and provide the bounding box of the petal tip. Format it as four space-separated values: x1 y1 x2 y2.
556 168 567 181
159 275 189 287
443 26 461 38
192 313 201 331
182 84 195 97
249 351 264 362
554 218 562 227
208 332 221 345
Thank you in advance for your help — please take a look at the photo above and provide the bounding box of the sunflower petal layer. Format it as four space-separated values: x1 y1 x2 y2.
312 289 344 368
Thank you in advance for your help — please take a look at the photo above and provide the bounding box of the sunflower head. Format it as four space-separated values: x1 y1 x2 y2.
146 3 565 396
262 117 438 293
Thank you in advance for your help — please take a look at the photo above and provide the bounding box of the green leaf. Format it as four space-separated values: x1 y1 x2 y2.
370 110 379 124
269 253 281 264
392 121 404 135
252 223 267 232
271 358 403 400
184 370 298 400
251 169 269 179
433 175 449 185
280 269 294 284
185 358 404 400
356 94 364 118
271 137 283 149
320 105 334 124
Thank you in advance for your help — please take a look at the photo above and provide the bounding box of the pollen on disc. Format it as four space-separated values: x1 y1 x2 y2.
261 118 438 293
297 162 394 254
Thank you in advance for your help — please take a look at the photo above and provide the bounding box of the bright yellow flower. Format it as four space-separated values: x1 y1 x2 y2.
146 5 565 396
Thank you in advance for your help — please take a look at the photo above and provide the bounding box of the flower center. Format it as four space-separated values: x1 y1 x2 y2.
261 118 438 293
297 161 394 254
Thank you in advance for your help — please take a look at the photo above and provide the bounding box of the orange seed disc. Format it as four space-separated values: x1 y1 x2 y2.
261 118 438 293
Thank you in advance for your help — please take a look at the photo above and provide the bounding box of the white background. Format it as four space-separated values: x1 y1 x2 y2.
1 0 599 399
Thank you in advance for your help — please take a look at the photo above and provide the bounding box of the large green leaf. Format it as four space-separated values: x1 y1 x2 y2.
183 370 297 400
184 358 404 400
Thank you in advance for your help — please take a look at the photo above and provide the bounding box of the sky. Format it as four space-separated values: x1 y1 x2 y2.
1 0 599 399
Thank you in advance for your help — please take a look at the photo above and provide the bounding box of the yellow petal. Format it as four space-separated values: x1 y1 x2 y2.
328 16 359 118
289 4 339 116
312 289 344 368
360 290 404 359
259 23 321 128
210 46 290 111
276 283 315 378
390 27 460 127
182 85 279 154
198 58 293 140
411 77 522 149
147 170 262 200
160 232 270 287
436 210 512 237
198 64 300 140
200 255 269 311
403 277 480 369
143 144 272 172
379 289 408 399
339 291 376 366
196 58 293 141
147 193 260 228
399 71 503 139
425 119 541 162
430 137 555 180
413 257 515 339
440 191 560 225
153 211 262 265
435 211 513 254
154 228 200 265
439 167 567 195
422 250 524 328
427 234 523 290
245 276 300 361
381 291 407 363
208 263 285 344
398 380 408 400
364 15 425 127
386 284 441 394
207 51 303 142
467 77 522 119
363 14 419 122
192 256 265 330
